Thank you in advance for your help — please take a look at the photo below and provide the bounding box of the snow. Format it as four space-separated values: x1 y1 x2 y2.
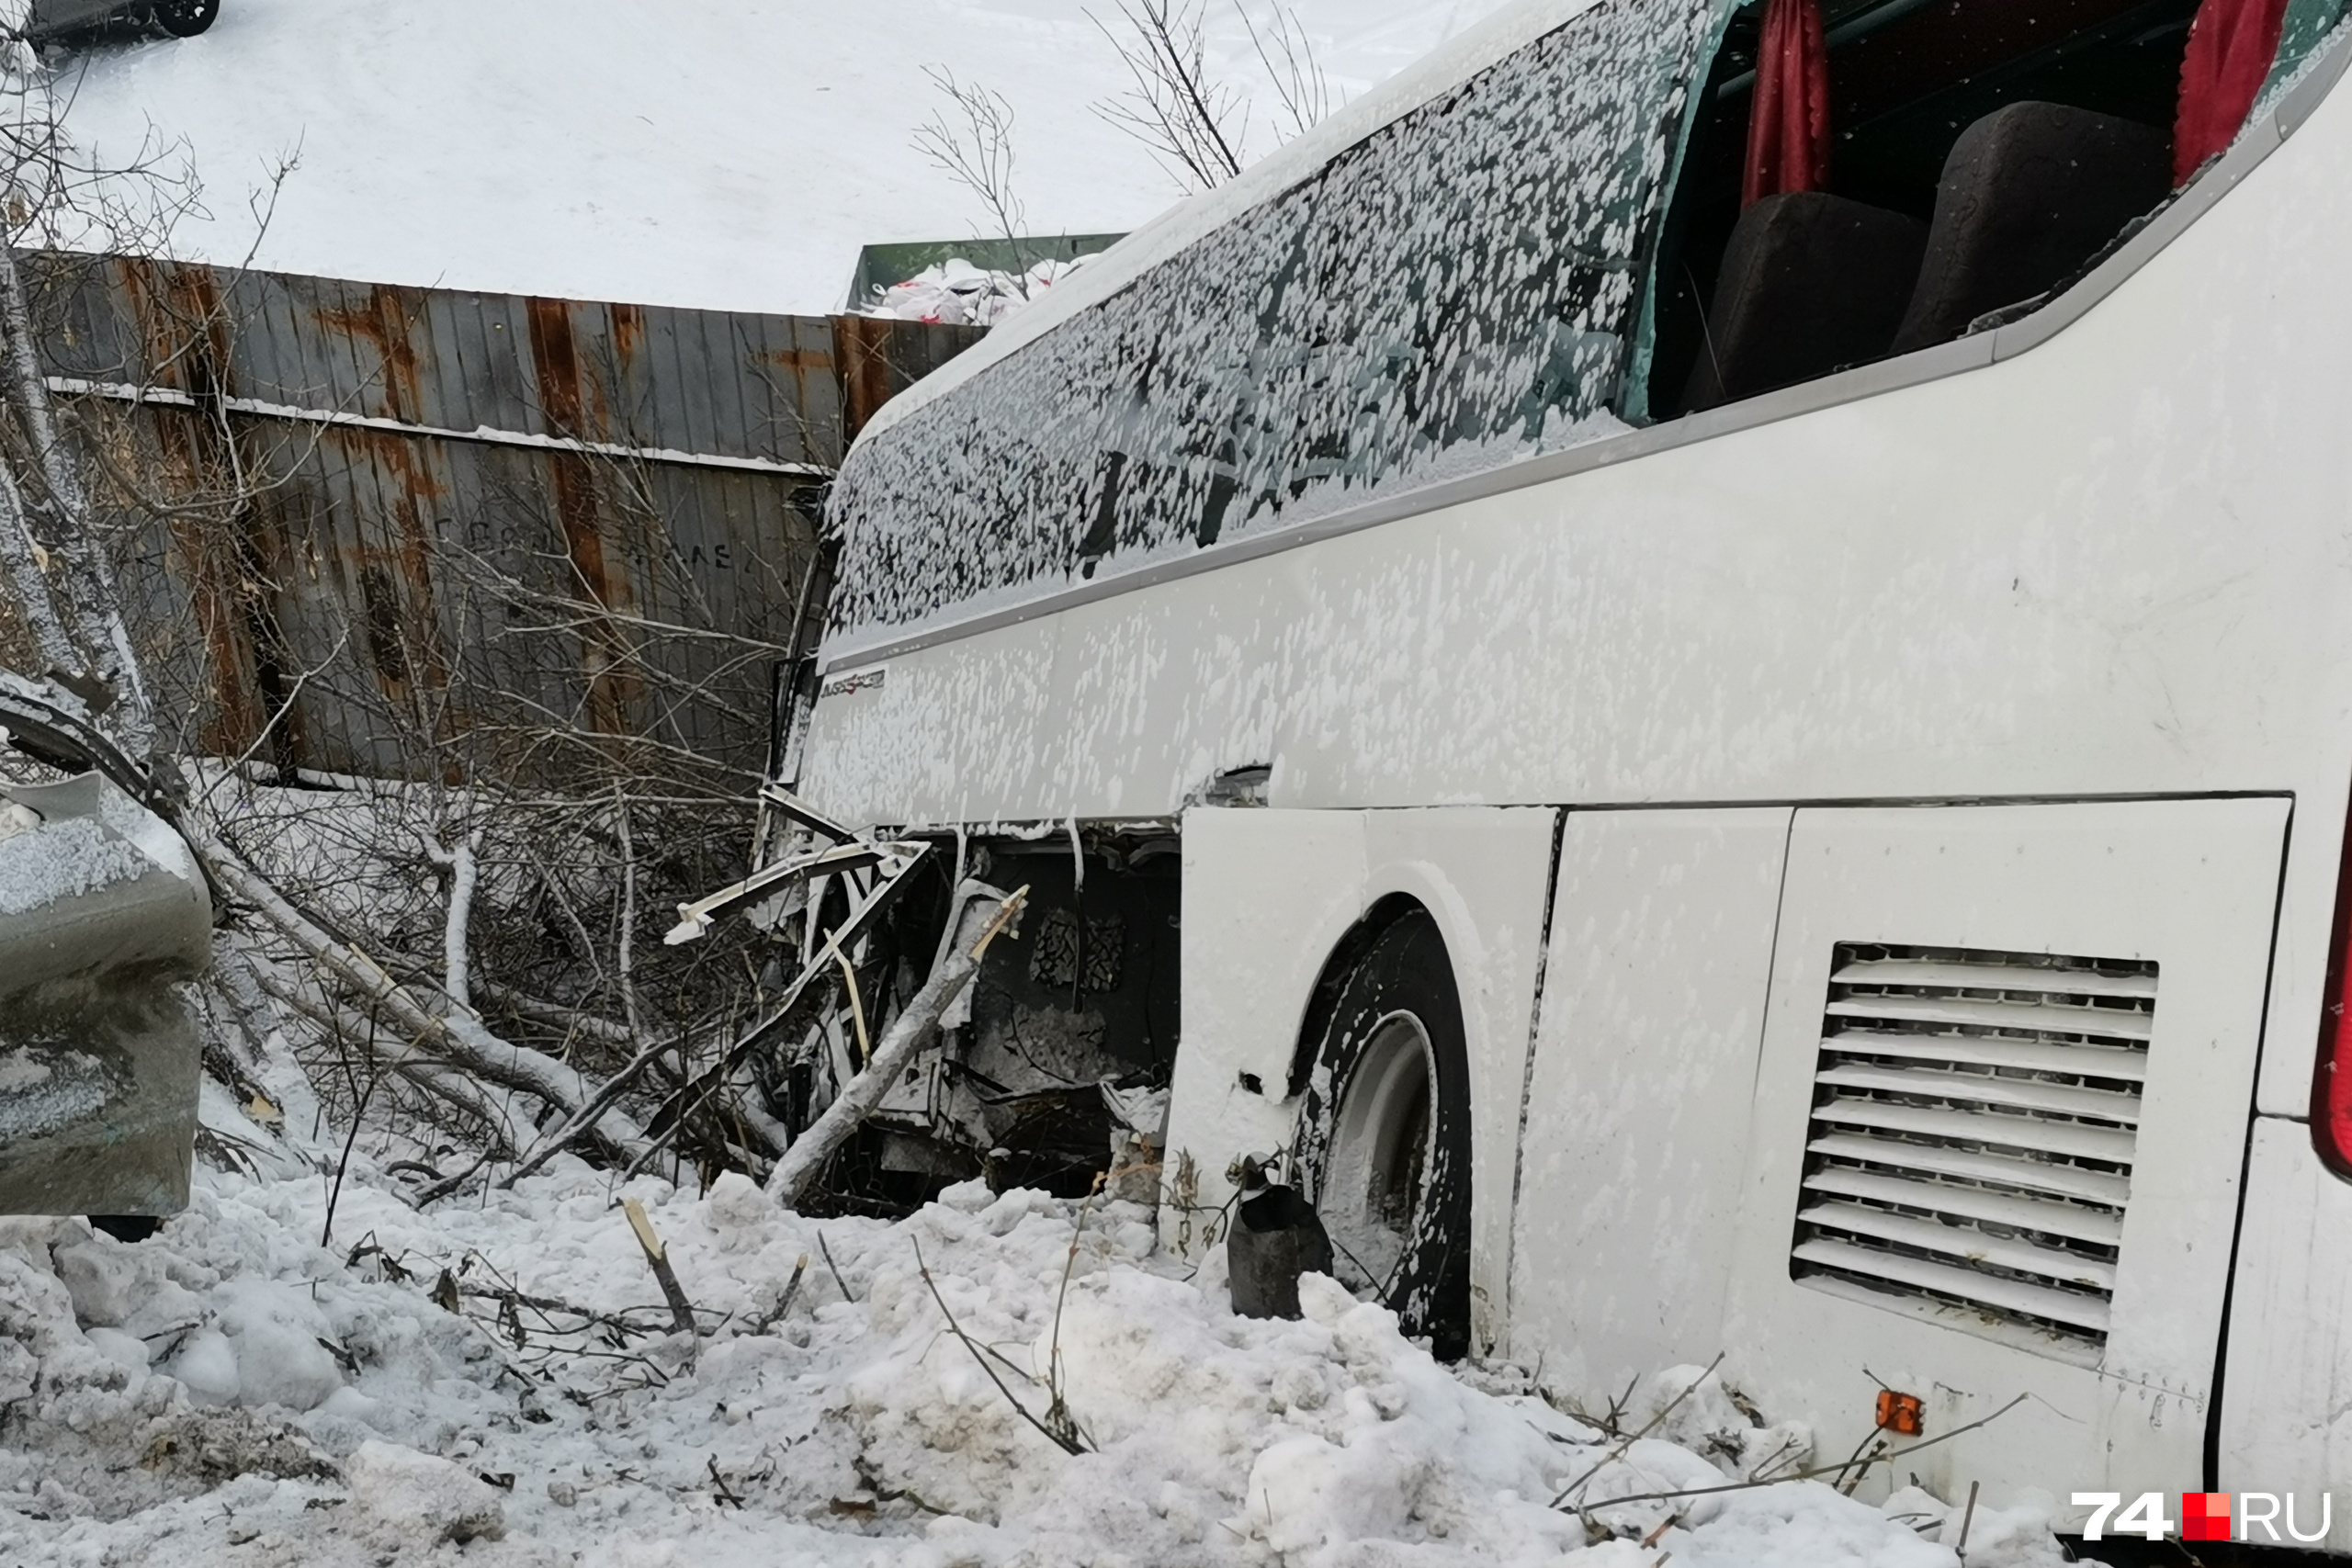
51 0 1517 316
859 256 1088 326
345 1438 510 1544
1 1133 2096 1567
0 813 144 915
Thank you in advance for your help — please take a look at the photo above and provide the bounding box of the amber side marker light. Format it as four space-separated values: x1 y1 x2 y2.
2314 807 2352 1178
1875 1389 1925 1437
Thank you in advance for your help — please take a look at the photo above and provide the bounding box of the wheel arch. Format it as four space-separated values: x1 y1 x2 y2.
1284 855 1499 1099
1158 807 1556 1357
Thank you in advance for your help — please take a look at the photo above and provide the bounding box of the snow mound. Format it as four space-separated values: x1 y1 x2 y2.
345 1438 508 1543
2 1154 2091 1566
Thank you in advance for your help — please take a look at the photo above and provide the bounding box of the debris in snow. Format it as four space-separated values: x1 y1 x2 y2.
0 1145 2096 1566
763 880 1027 1208
858 255 1086 326
1227 1181 1334 1321
1099 1080 1170 1136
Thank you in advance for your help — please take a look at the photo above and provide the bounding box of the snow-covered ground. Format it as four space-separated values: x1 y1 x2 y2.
2 1107 2092 1567
49 0 1512 314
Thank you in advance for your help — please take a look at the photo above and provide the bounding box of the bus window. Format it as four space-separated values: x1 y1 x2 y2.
1642 0 2347 416
828 0 1731 643
2276 0 2351 80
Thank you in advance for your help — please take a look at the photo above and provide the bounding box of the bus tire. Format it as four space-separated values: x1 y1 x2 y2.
1290 904 1473 1360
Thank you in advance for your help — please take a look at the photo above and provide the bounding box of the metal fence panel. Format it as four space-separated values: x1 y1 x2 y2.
27 252 981 782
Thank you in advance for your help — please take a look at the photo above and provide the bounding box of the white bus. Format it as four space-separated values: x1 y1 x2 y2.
782 0 2352 1544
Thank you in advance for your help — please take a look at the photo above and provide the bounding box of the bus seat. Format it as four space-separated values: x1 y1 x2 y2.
1684 190 1928 412
2175 0 2292 185
1891 101 2172 354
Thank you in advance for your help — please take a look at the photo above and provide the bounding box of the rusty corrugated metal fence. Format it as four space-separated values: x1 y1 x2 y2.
28 252 979 780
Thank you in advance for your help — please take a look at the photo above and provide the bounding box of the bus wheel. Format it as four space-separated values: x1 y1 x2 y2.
1291 904 1473 1360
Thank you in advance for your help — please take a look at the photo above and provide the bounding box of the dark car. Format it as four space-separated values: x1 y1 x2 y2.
19 0 217 43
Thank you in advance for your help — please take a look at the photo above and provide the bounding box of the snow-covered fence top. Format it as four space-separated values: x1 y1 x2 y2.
34 254 981 476
825 0 1725 645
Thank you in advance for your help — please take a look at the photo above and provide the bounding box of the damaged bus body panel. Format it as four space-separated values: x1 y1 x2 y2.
702 806 1182 1199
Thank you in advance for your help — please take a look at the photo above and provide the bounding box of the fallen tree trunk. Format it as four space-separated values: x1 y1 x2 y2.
208 841 660 1168
765 885 1023 1210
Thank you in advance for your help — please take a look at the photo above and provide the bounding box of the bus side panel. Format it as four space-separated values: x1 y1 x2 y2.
2219 1116 2352 1551
1507 807 1792 1401
1723 799 2285 1515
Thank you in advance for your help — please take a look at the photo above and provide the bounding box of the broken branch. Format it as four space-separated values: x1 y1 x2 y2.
751 1254 809 1335
1555 1395 2030 1515
1552 1353 1727 1507
622 1198 698 1336
818 1231 854 1303
209 840 659 1167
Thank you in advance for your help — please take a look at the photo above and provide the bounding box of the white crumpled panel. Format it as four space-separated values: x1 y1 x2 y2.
829 0 1719 638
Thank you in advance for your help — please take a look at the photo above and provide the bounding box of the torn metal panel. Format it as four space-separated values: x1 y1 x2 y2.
650 839 936 1145
849 834 1180 1194
664 837 922 945
0 751 212 1216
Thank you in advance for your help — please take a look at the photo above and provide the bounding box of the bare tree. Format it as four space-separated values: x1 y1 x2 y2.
912 66 1034 284
1236 2 1334 145
1089 0 1249 191
0 44 776 1197
1085 1 1340 192
0 29 207 754
164 438 811 1197
0 30 977 1217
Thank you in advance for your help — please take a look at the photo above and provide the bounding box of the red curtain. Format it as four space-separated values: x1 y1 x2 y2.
2174 0 2291 184
1743 0 1833 208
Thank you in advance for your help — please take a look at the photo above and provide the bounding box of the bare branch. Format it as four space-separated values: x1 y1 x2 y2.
1236 3 1335 142
208 839 662 1167
911 66 1032 284
1088 0 1248 190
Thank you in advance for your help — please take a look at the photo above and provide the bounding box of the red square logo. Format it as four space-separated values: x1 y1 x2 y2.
2183 1493 2232 1541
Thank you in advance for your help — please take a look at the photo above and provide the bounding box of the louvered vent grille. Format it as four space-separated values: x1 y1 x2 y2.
1791 942 2156 1357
